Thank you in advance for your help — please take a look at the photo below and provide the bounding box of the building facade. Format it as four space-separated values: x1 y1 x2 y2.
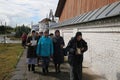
38 18 51 32
55 0 119 21
31 24 39 31
50 1 120 80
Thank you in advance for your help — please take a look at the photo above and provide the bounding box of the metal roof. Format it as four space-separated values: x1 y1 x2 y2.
51 1 120 28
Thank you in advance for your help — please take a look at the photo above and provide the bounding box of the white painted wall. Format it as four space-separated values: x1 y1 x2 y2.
49 23 120 80
39 23 48 32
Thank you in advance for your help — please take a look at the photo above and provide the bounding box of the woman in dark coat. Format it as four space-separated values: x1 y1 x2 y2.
53 30 65 73
26 30 38 72
66 32 88 80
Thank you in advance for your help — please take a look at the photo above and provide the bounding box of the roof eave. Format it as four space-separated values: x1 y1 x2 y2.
55 0 66 17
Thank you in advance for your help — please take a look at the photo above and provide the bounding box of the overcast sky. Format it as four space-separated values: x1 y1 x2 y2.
0 0 59 27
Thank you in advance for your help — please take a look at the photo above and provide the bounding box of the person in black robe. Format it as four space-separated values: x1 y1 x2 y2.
66 32 88 80
53 30 65 73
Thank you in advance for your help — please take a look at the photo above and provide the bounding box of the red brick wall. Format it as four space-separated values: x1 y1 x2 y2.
59 0 118 22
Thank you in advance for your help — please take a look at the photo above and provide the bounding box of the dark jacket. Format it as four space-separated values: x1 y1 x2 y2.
66 37 88 66
53 36 65 64
26 36 38 58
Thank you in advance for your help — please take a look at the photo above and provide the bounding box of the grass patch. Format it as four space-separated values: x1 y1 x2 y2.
0 43 24 80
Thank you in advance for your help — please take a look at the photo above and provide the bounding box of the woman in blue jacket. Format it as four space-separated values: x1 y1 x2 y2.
37 30 53 74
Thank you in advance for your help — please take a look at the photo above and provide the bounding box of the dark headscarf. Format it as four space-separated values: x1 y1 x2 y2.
55 30 60 37
75 32 82 40
55 30 60 34
32 30 36 33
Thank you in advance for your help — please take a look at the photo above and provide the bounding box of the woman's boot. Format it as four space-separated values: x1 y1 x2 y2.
32 64 35 72
28 64 31 71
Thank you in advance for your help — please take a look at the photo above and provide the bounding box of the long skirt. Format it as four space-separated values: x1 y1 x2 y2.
27 58 37 64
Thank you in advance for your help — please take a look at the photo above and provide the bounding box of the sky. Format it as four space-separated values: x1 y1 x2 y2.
0 0 59 27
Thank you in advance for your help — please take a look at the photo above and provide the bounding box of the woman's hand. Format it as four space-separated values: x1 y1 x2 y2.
27 43 32 46
61 44 64 48
81 48 84 51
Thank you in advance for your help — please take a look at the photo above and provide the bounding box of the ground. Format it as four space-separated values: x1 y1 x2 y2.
10 49 106 80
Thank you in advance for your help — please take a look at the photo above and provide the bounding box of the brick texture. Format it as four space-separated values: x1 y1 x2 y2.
49 23 120 80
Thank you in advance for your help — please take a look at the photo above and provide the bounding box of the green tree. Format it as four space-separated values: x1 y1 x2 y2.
0 25 14 34
14 25 31 38
6 26 14 33
0 25 5 34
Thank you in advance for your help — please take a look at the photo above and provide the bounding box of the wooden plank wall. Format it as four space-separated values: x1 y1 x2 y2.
59 0 119 22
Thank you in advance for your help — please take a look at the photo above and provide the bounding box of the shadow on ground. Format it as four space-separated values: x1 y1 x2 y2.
34 63 106 80
45 72 69 80
83 72 106 80
33 69 105 80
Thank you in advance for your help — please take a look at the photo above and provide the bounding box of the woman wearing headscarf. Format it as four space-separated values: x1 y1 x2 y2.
66 32 88 80
26 30 38 72
53 30 65 73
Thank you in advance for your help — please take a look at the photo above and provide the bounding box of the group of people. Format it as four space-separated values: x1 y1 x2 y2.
21 29 88 80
